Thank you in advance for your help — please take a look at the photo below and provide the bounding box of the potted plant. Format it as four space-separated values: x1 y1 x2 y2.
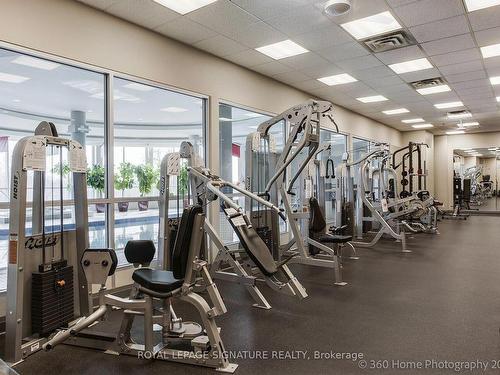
135 164 159 211
87 164 106 213
52 162 72 191
114 162 135 212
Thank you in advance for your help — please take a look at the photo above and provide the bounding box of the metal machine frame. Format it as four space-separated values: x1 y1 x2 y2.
5 122 89 365
159 142 307 310
246 100 348 285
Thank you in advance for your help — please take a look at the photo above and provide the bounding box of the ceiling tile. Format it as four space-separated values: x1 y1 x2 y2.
265 5 331 36
421 34 475 56
379 83 414 94
469 6 500 31
187 0 259 36
292 25 354 51
375 45 424 65
451 79 492 90
429 48 482 67
251 61 295 75
392 0 465 27
231 0 312 20
399 68 442 83
318 42 370 62
227 21 286 48
194 35 247 56
474 27 500 47
438 61 485 75
224 49 274 67
325 0 391 25
363 74 406 87
387 0 419 6
354 65 395 80
335 55 384 71
445 70 488 83
408 15 469 43
293 79 325 92
155 18 217 44
105 0 179 29
301 62 345 79
281 53 331 70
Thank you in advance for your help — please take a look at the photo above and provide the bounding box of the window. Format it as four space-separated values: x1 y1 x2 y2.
0 48 105 291
112 77 205 263
218 103 274 242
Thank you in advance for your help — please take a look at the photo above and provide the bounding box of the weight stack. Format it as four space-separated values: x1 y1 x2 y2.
31 265 74 336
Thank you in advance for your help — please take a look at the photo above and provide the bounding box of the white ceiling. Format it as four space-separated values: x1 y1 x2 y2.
76 0 500 134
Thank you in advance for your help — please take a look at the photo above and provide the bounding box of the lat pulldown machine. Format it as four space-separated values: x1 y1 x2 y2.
246 100 352 286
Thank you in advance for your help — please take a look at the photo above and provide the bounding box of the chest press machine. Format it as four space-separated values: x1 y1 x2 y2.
245 100 352 286
159 142 307 310
6 122 237 372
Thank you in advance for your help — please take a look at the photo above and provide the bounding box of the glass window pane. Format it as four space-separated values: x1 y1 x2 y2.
112 77 205 263
0 48 106 291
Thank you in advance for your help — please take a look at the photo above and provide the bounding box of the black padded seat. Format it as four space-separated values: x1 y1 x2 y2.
132 268 184 293
312 233 352 244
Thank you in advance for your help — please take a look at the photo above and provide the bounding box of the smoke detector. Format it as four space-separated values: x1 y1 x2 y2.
324 0 352 16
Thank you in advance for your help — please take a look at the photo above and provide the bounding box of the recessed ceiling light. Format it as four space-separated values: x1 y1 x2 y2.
317 73 357 86
388 58 433 74
11 55 60 70
465 149 476 153
340 11 402 40
490 76 500 85
152 0 217 15
412 124 434 129
447 111 472 119
0 72 30 83
382 108 409 115
123 82 155 91
488 147 498 151
497 96 500 102
446 130 465 135
12 99 20 103
434 101 463 109
255 39 308 60
356 95 388 103
464 0 500 12
402 118 425 123
481 43 500 59
161 107 188 113
461 121 480 127
416 84 451 95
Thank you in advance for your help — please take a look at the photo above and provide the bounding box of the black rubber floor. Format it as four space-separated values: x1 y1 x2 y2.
9 216 500 374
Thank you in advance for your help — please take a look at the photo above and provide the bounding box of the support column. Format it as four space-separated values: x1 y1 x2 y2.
69 110 89 147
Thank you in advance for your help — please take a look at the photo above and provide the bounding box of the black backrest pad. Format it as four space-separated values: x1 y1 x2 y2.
309 197 326 233
172 205 203 279
125 240 155 266
225 211 278 277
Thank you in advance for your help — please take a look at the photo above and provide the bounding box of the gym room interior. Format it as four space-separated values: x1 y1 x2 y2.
1 0 500 374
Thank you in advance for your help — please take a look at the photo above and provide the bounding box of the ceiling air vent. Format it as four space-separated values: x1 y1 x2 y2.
363 30 416 53
409 77 447 90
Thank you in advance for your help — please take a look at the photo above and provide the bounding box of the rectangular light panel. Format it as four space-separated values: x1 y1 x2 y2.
464 0 500 12
382 108 409 115
356 95 388 103
402 118 425 123
153 0 217 15
461 122 480 127
490 76 500 85
318 73 357 86
0 72 30 83
340 11 402 40
12 55 60 70
389 58 433 74
412 124 434 129
481 43 500 58
256 40 308 60
446 130 465 134
434 101 463 109
416 84 451 95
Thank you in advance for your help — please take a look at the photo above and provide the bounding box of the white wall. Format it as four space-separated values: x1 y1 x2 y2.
435 132 500 208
